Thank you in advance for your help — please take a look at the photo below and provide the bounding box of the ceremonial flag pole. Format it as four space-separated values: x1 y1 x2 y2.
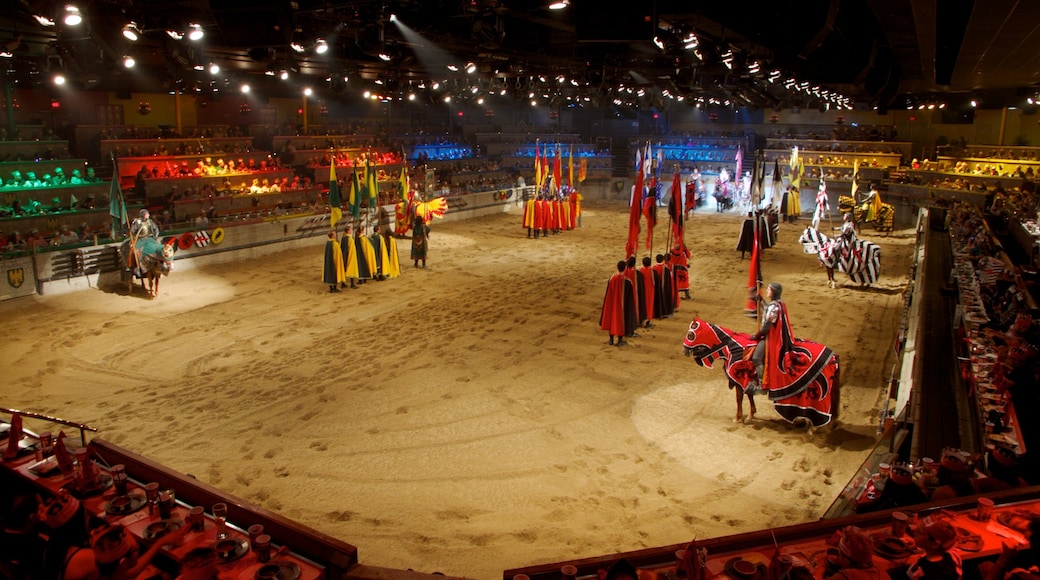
625 143 645 258
849 156 860 233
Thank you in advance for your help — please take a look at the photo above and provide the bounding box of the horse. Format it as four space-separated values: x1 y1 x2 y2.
797 226 881 288
838 195 895 233
120 237 175 298
681 317 840 428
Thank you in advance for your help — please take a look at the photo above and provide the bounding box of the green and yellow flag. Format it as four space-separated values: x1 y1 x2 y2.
329 163 342 228
349 161 362 220
399 166 409 202
366 158 378 206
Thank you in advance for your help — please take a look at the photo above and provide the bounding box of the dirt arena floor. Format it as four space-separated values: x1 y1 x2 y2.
0 201 915 579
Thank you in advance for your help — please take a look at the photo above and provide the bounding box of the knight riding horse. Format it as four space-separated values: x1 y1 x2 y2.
681 314 840 428
839 184 895 233
120 209 174 298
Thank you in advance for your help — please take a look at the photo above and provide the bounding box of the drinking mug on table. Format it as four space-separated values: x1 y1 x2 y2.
891 511 909 536
977 497 995 522
144 482 159 514
158 490 174 520
255 534 272 562
188 506 205 532
249 524 265 551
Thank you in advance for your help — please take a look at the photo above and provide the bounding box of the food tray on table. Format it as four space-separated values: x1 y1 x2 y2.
143 519 183 541
254 560 301 580
872 536 917 560
102 492 148 516
215 536 249 563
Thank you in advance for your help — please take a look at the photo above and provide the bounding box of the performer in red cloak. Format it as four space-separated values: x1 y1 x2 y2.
600 260 628 346
669 242 692 300
624 257 643 333
653 254 674 318
638 256 656 329
536 195 550 238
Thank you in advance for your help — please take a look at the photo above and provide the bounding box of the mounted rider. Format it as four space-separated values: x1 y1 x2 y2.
750 282 791 391
130 209 160 240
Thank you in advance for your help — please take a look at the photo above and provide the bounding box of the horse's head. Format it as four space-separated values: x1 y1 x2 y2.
682 318 725 367
158 240 175 274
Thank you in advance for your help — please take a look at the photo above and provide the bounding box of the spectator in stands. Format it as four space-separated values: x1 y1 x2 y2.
25 229 47 249
134 166 149 198
194 210 210 228
824 526 885 580
928 449 978 501
86 523 187 580
0 492 44 579
57 225 79 245
898 520 962 580
37 490 92 580
980 517 1040 580
860 462 928 513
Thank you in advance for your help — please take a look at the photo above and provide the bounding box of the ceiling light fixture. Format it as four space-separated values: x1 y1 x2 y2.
280 70 289 80
682 33 698 50
188 23 204 41
122 22 141 41
315 39 328 54
33 14 56 26
466 62 476 74
548 0 569 9
63 5 83 26
209 63 220 74
378 52 391 61
122 55 135 68
166 29 184 40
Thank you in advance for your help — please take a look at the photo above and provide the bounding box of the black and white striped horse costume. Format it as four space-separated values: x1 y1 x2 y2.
798 226 881 286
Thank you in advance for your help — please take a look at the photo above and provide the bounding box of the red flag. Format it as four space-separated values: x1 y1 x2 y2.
626 152 644 258
669 171 684 243
745 229 762 316
642 190 657 250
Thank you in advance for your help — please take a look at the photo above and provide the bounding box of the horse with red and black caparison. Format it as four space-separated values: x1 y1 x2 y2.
681 317 840 428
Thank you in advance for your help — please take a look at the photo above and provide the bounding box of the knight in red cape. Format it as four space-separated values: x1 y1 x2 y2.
751 282 792 390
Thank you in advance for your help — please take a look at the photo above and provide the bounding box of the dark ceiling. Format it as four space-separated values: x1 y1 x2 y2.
3 0 1040 111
